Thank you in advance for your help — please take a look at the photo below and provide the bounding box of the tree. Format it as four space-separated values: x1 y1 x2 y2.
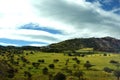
49 73 53 80
32 62 40 69
7 68 15 78
76 60 80 64
74 71 84 80
103 67 113 73
49 64 55 69
110 60 120 69
84 61 94 70
24 71 32 80
42 67 48 75
114 69 120 80
53 72 66 80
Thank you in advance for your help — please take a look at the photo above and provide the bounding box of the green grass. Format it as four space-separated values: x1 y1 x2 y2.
0 51 120 80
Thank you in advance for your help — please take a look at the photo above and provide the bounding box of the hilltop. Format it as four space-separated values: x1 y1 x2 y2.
46 37 120 53
0 37 120 53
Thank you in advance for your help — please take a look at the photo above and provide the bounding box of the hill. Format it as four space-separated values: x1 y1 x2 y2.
0 37 120 53
46 37 120 53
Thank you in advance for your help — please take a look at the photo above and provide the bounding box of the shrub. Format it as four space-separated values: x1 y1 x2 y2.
42 67 48 75
114 69 120 80
53 59 59 63
7 68 15 78
74 70 84 80
84 61 94 70
110 60 119 64
76 60 80 64
53 72 66 80
103 67 113 73
49 64 55 69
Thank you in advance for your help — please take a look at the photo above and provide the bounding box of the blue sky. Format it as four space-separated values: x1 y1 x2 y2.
0 0 120 46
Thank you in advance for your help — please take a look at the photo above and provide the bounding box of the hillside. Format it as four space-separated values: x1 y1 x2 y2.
0 37 120 53
47 37 120 52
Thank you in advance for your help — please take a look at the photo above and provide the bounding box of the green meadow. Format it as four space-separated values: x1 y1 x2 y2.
0 50 120 80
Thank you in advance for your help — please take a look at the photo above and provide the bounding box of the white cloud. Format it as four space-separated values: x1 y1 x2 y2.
0 42 18 46
29 43 47 47
0 0 120 46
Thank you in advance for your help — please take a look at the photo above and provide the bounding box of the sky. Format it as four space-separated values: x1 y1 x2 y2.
0 0 120 46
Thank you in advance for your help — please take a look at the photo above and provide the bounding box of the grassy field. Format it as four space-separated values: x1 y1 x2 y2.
0 51 120 80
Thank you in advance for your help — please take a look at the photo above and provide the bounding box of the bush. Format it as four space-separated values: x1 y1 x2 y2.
76 60 80 64
103 67 113 73
53 72 66 80
114 69 120 80
53 59 59 63
49 64 55 69
32 62 40 69
42 67 48 75
74 70 84 80
84 61 94 70
7 68 15 78
110 60 119 64
38 59 45 63
103 53 107 56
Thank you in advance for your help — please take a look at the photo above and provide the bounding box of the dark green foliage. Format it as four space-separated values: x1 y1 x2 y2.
72 57 78 61
103 53 107 56
7 68 15 78
110 60 120 69
65 59 69 65
110 60 119 64
32 62 40 69
66 69 72 74
73 64 77 69
24 71 32 80
76 60 80 64
74 70 84 80
53 59 59 63
21 56 29 63
84 61 94 70
49 64 55 69
42 67 48 75
49 73 53 80
53 72 66 80
38 59 45 63
103 67 113 73
114 69 120 80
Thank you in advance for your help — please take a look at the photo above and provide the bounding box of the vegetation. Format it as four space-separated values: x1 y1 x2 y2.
0 45 120 80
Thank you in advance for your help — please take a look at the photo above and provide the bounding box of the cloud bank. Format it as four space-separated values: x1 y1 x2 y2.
0 0 120 46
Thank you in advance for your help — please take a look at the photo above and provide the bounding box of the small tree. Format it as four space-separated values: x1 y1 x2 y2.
42 67 48 75
74 71 84 80
49 64 55 69
53 72 66 80
76 60 80 64
24 71 32 80
7 68 15 78
84 61 94 70
114 69 120 80
49 73 53 80
103 67 113 73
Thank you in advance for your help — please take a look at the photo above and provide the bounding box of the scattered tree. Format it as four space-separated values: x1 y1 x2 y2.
42 67 48 75
114 69 120 80
103 67 113 73
53 72 66 80
49 64 55 69
74 70 84 80
84 61 94 70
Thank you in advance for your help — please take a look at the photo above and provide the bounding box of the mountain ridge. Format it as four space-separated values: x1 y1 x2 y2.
0 37 120 53
46 36 120 53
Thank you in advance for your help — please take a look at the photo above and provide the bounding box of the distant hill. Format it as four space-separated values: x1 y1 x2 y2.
46 37 120 53
0 37 120 53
